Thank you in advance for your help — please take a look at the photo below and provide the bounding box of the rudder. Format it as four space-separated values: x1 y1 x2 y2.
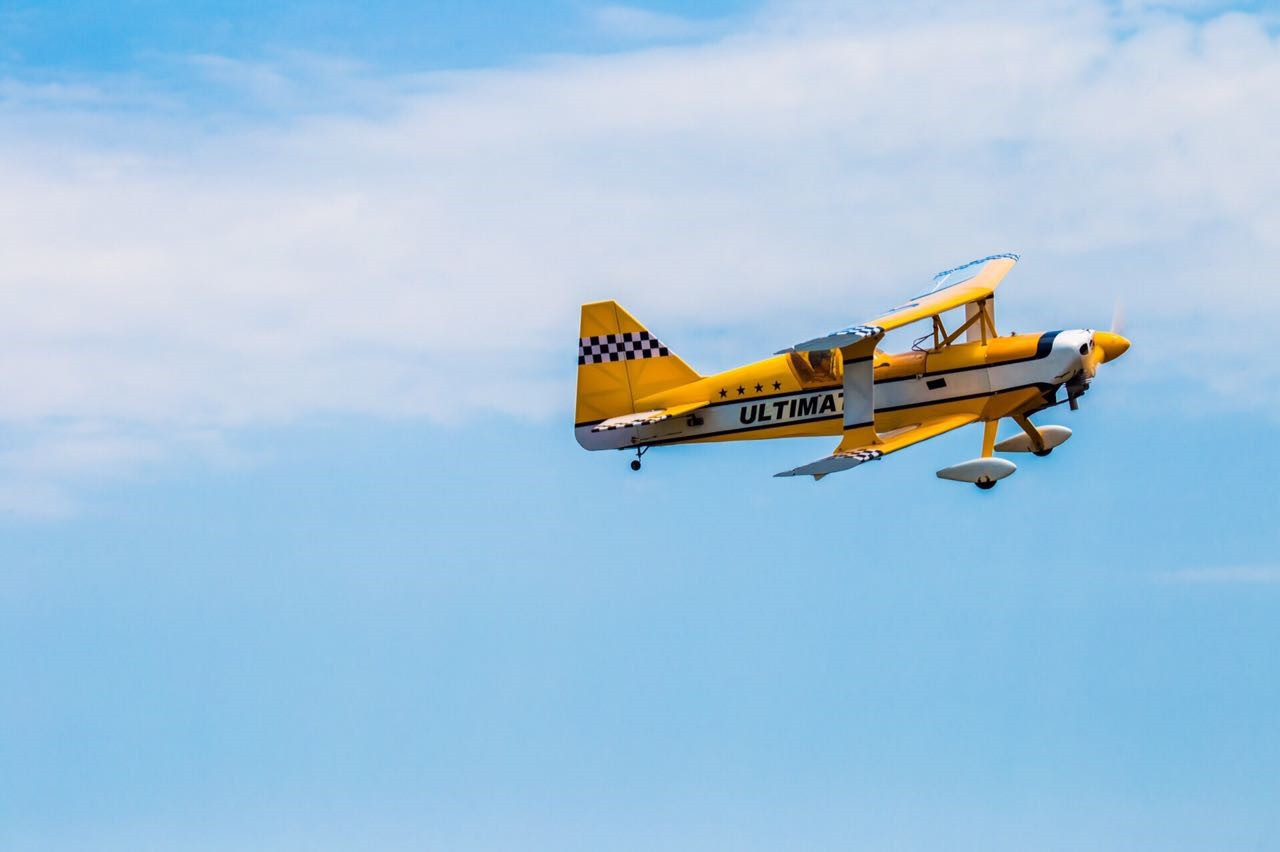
575 301 699 430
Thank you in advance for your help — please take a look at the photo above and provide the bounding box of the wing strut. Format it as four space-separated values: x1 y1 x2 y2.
840 337 879 450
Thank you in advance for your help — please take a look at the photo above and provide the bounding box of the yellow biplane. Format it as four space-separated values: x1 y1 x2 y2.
574 254 1129 488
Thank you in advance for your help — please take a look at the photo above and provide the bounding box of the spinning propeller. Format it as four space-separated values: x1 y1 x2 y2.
1087 301 1131 377
1067 302 1130 408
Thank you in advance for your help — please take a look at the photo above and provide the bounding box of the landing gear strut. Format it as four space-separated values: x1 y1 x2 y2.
630 446 648 471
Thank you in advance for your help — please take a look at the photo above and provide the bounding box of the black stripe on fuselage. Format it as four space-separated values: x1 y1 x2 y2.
873 331 1063 384
873 382 1053 414
633 381 1056 447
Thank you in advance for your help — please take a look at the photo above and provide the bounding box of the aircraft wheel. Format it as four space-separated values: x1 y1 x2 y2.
975 479 996 490
1033 449 1052 457
630 459 642 471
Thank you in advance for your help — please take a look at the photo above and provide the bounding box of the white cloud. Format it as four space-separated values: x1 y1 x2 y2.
0 0 1278 513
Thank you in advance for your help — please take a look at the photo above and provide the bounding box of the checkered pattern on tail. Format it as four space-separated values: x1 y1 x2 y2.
578 331 670 365
836 449 883 462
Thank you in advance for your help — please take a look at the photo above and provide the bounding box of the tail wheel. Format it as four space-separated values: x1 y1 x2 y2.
976 479 996 490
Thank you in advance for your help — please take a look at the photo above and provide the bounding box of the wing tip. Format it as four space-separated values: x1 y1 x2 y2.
784 324 885 354
931 252 1020 284
773 469 826 481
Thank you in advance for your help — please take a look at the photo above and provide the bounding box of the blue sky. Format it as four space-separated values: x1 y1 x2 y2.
0 0 743 74
2 1 1280 849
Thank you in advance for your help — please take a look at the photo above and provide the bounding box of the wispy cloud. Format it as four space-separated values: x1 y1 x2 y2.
589 5 722 41
0 422 248 519
1 0 1278 513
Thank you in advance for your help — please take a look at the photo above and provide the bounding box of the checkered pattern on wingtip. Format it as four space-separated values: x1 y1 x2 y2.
836 449 883 462
840 324 884 339
578 331 670 365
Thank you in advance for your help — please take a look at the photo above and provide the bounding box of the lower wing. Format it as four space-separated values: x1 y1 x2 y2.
774 413 978 480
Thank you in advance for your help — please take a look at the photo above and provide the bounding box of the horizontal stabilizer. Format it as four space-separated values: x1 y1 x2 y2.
590 401 708 432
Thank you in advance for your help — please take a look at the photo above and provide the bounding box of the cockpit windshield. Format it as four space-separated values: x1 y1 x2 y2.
788 348 842 387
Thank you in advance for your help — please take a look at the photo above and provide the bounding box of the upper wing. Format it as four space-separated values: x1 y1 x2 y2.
778 253 1017 353
870 253 1017 332
590 400 708 432
774 413 979 480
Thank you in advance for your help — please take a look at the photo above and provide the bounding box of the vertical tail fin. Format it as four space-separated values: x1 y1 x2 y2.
574 301 700 427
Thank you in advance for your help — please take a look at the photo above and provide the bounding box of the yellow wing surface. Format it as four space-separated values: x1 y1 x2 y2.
774 413 979 480
779 253 1018 353
866 253 1017 332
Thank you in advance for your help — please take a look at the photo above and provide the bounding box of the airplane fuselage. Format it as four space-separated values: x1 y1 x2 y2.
574 329 1096 451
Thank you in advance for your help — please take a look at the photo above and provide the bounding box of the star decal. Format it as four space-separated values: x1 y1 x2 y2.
718 388 727 398
754 383 763 393
772 380 781 390
737 386 746 395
